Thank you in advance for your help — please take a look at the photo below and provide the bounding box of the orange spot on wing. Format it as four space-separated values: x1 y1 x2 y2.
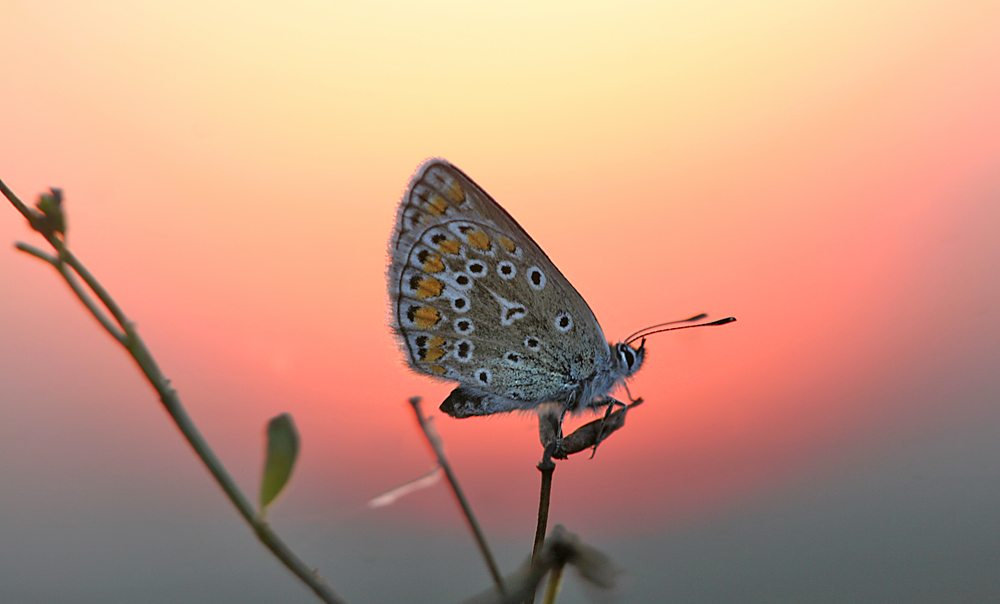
438 239 461 255
445 180 465 204
427 194 449 216
414 306 441 328
499 237 517 254
427 336 446 347
423 347 446 362
467 230 491 251
422 253 445 273
427 365 447 374
415 277 444 299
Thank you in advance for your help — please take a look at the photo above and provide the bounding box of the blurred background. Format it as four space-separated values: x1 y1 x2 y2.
1 0 998 602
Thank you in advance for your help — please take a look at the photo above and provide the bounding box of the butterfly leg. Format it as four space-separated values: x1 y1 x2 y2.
589 397 629 458
537 402 565 452
622 382 642 405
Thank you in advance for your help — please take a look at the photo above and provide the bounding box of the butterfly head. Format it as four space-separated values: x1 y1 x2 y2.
615 314 738 381
613 339 646 378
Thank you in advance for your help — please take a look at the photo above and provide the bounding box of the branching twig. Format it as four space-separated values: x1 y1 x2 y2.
3 178 348 604
15 242 127 341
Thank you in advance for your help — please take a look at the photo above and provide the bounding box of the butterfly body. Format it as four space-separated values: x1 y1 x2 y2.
388 159 644 419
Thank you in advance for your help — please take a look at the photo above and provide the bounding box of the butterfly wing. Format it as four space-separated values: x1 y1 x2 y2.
388 159 612 415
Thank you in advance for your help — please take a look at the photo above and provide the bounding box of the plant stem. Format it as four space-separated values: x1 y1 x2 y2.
532 445 556 563
3 178 348 604
408 397 506 596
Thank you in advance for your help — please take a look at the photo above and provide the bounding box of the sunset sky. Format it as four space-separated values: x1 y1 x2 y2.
2 1 998 602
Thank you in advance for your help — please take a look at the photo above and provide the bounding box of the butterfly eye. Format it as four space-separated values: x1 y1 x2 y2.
618 344 637 370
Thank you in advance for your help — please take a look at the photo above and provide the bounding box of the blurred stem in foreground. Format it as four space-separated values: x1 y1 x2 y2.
460 525 617 604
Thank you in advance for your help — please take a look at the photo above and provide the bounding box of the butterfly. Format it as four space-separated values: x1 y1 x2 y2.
387 158 669 430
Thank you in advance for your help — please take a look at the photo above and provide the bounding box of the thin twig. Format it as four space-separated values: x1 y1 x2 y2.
532 444 556 563
526 446 556 604
409 397 506 596
3 179 348 604
0 177 32 217
15 242 127 343
13 241 58 264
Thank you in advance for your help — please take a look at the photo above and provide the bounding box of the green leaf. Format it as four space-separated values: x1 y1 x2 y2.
259 413 300 511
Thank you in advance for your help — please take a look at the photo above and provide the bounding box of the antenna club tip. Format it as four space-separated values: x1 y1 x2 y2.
711 317 737 326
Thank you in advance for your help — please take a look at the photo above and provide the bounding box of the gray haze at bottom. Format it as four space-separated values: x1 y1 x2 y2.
2 404 996 604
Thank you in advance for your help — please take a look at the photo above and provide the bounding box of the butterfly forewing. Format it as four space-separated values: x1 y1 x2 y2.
388 159 612 409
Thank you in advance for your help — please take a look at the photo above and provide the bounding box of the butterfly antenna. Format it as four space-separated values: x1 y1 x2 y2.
625 316 736 345
622 313 709 343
